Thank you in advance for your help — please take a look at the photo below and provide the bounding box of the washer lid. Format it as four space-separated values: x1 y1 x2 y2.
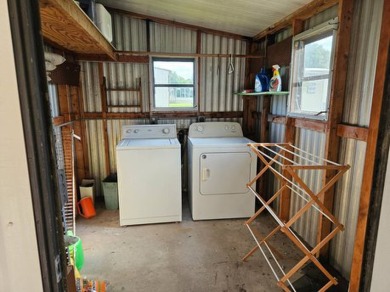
117 138 180 150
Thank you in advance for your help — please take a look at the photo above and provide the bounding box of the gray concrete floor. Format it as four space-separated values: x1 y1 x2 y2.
76 196 302 292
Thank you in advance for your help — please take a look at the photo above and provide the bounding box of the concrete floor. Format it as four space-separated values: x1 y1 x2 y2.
76 197 303 292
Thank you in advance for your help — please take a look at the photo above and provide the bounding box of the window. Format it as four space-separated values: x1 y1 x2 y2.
287 19 338 120
151 58 196 110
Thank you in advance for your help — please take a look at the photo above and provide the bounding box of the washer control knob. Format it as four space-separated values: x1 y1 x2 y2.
134 129 140 133
231 125 236 131
197 125 204 132
162 128 170 134
225 125 229 131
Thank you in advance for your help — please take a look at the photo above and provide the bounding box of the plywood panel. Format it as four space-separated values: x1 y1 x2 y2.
40 0 115 59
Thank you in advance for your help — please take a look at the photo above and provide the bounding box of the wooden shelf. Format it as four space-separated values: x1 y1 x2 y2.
40 0 116 60
235 91 289 96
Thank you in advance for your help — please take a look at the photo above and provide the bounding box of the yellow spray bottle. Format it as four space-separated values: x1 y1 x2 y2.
269 64 282 92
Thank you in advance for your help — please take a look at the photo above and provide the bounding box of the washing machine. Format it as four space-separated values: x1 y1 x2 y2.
188 122 257 220
116 124 181 226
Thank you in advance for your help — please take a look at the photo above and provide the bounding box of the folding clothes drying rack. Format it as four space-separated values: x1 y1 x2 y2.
242 143 350 292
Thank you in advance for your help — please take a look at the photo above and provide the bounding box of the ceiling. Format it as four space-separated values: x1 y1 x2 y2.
98 0 313 37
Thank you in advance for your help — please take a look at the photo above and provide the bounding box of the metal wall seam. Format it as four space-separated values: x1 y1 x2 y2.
342 0 383 126
290 128 326 248
112 14 147 51
330 139 367 279
80 62 102 112
85 120 106 196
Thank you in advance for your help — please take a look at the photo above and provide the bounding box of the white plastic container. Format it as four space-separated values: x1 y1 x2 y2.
79 178 95 203
95 4 113 43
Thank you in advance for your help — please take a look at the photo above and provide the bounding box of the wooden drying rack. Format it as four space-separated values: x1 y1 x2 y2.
243 143 350 291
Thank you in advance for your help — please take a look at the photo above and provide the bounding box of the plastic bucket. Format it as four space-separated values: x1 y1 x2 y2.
102 174 119 210
77 197 96 219
65 234 85 271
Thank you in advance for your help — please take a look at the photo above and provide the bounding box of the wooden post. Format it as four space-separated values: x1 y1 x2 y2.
317 0 354 258
349 1 390 290
98 63 111 177
196 30 201 116
69 85 86 183
77 84 90 178
279 19 303 222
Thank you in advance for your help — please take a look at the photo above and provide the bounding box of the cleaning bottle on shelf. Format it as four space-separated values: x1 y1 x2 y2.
269 64 282 92
254 68 269 92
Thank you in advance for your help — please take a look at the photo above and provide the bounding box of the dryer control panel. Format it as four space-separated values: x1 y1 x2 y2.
188 122 243 138
122 124 177 139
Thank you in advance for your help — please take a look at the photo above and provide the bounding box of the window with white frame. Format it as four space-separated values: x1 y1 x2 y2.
287 19 338 120
151 57 197 110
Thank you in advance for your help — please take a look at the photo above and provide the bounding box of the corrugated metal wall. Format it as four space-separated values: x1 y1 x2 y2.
80 62 102 112
104 63 149 112
264 3 372 279
304 5 338 30
267 93 288 145
342 0 383 126
260 0 383 279
80 12 248 192
329 0 384 279
112 15 147 51
330 139 366 278
150 23 197 53
290 128 326 247
200 34 246 112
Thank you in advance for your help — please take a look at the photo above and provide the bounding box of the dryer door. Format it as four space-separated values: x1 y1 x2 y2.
200 152 251 195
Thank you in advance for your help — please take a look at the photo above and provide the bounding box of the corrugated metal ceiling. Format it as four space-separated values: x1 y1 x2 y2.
98 0 313 37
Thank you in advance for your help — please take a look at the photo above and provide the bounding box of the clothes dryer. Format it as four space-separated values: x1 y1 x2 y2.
188 122 256 220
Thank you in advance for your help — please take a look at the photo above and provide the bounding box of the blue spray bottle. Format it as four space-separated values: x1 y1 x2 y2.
254 68 269 92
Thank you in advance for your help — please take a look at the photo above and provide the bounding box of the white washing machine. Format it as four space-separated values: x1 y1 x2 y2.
188 122 257 220
116 124 182 226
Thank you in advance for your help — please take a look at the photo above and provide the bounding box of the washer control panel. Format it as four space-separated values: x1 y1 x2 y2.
122 124 176 139
188 122 243 138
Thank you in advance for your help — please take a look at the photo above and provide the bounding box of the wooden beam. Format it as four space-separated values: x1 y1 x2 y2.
279 19 304 222
39 0 115 60
258 96 271 198
242 96 257 140
77 84 90 178
196 30 201 116
349 0 390 290
279 117 296 221
83 111 243 120
336 124 369 141
254 0 339 40
268 114 286 124
52 116 65 126
115 51 265 59
69 86 86 184
107 7 250 41
76 54 149 63
318 0 354 258
295 118 327 132
98 63 111 177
